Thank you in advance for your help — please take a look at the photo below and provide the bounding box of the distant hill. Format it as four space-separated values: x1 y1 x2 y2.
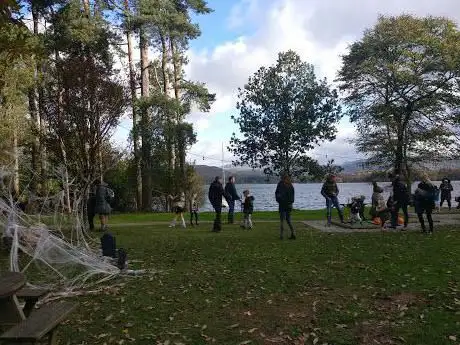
340 160 368 173
340 159 460 173
194 159 460 184
194 165 277 184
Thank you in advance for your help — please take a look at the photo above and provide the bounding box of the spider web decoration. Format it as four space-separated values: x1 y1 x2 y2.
0 165 121 291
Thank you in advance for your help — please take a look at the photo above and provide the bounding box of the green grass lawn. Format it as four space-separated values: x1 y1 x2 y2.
109 209 327 223
1 218 460 345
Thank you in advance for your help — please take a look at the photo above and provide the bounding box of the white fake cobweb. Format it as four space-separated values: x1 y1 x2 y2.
0 166 121 292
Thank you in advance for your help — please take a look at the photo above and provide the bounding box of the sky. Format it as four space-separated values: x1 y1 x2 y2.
113 0 460 167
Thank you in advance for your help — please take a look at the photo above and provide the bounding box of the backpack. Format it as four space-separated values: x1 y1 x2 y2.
101 233 117 258
117 248 127 270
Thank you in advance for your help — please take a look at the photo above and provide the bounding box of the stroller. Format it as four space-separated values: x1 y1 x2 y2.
349 195 366 224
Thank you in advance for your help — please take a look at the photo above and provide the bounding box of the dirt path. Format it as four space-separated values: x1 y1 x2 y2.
304 213 460 233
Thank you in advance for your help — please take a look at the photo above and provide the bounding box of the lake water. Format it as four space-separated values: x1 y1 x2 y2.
201 181 460 211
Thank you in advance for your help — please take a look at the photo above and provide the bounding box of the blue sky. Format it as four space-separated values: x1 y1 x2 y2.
113 0 460 166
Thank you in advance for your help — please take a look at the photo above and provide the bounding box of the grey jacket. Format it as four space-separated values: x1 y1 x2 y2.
95 184 114 214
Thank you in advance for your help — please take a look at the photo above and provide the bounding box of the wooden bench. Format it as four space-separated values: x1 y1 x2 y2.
16 287 49 317
0 301 77 345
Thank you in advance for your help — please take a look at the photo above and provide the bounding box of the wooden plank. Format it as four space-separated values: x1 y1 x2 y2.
0 301 77 341
16 287 49 317
0 272 26 298
16 287 49 299
0 295 26 327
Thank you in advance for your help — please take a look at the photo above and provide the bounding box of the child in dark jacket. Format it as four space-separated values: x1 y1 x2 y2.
241 190 254 230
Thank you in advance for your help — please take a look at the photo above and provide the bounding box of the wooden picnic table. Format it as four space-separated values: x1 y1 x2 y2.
0 272 77 344
0 272 26 328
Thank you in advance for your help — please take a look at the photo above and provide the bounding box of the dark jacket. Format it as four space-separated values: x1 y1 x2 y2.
243 196 254 214
224 182 240 202
392 177 409 204
440 180 453 199
95 183 113 214
208 180 225 208
275 181 295 211
321 181 339 198
414 181 436 214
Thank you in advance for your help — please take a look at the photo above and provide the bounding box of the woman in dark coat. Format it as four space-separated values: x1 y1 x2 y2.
275 173 295 240
94 181 114 231
414 176 436 234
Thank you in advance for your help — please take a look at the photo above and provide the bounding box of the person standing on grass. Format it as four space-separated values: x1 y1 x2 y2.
208 177 228 232
414 175 436 234
169 192 186 228
94 181 114 231
389 173 409 229
321 174 344 225
439 178 453 210
190 193 199 226
241 189 254 230
224 176 240 224
275 173 296 240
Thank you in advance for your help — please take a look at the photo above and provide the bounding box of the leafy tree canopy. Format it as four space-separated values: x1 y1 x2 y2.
338 15 460 180
230 50 342 178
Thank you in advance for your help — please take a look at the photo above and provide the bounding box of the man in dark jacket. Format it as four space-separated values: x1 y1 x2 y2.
275 173 296 239
439 178 453 210
321 174 344 225
414 177 436 234
224 176 240 224
208 176 228 232
390 173 409 229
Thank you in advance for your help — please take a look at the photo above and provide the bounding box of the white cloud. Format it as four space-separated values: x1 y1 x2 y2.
227 0 262 29
113 0 460 164
186 0 460 164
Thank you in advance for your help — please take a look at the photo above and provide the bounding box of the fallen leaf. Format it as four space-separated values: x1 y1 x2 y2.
228 323 240 329
238 341 252 345
248 328 258 334
104 314 113 322
448 335 456 341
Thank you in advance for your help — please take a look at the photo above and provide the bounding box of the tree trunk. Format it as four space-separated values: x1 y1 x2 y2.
170 39 185 183
60 139 72 214
29 6 41 194
38 72 47 193
55 50 71 213
12 128 20 197
125 0 142 210
140 26 152 210
160 33 175 192
395 130 404 175
82 0 90 16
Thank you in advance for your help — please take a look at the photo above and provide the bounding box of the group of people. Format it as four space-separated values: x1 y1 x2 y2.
369 175 454 233
208 176 255 232
168 171 455 236
207 174 296 239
